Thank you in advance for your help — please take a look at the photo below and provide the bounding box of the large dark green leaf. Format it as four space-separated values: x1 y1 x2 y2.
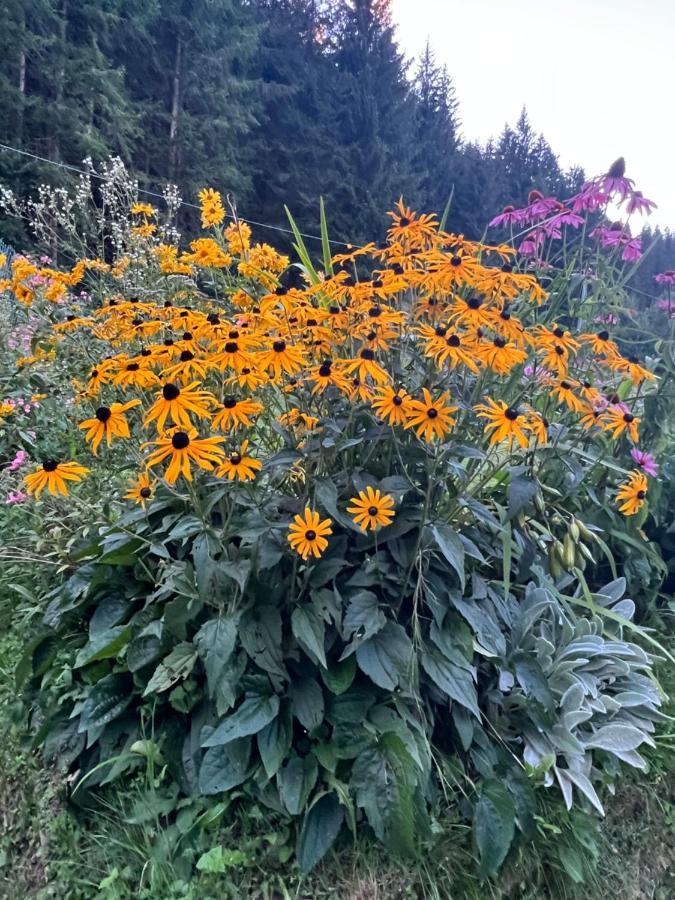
257 704 292 778
143 643 198 695
202 693 280 747
431 524 465 588
321 655 357 696
421 649 479 718
290 677 324 732
195 616 238 697
278 754 318 815
199 737 251 794
78 674 132 732
474 779 515 877
297 793 345 875
356 623 413 690
240 607 287 679
74 625 131 668
341 591 386 657
292 606 327 668
507 473 539 519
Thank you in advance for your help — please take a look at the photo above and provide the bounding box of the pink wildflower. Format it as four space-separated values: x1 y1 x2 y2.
655 271 675 286
9 450 28 471
600 157 635 201
5 490 27 505
630 449 658 477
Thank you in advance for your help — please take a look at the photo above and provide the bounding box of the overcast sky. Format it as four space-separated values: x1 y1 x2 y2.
391 0 675 228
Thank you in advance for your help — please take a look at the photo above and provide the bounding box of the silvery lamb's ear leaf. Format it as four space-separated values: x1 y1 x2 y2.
560 682 585 712
611 748 647 770
582 723 652 753
562 710 593 731
595 577 626 604
611 598 636 620
563 767 604 816
554 768 574 810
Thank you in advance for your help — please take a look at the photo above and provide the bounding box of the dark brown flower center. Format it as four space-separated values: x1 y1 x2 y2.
224 341 238 354
163 383 180 401
95 406 111 422
597 330 609 341
360 348 375 360
636 490 646 499
305 529 317 541
223 397 237 409
446 334 461 347
494 337 507 348
505 408 519 421
623 413 634 423
229 453 242 465
368 506 378 516
369 306 382 318
126 362 140 371
427 408 438 419
140 487 152 498
451 256 462 267
42 459 58 472
467 296 481 309
392 396 403 406
273 340 286 353
319 362 332 377
171 432 190 450
179 350 194 362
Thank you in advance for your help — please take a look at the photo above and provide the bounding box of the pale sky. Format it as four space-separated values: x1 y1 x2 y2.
392 0 675 228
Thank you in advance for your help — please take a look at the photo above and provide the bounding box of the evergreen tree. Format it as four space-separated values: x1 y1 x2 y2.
411 41 459 216
330 0 418 242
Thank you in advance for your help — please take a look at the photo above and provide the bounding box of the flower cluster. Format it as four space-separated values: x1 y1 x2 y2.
3 190 663 557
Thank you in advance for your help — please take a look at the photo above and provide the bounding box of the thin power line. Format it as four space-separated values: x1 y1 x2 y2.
0 141 669 305
0 142 352 247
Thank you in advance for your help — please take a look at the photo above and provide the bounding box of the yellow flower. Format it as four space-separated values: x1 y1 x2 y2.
602 406 640 443
287 507 333 560
616 470 648 516
214 440 262 481
347 487 395 532
405 388 457 442
144 382 215 433
371 386 411 426
125 472 157 506
24 460 89 499
142 428 226 484
211 396 263 431
198 188 225 228
131 202 156 217
474 398 530 449
78 399 141 454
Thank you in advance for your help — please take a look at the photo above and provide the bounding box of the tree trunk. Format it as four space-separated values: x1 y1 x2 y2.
52 0 68 162
168 35 183 181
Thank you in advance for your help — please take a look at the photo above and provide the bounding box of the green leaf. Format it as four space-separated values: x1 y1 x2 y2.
78 674 132 732
355 623 413 690
431 524 466 588
507 474 538 519
278 754 318 815
321 656 357 695
474 779 515 878
292 606 327 668
421 649 479 718
341 591 386 656
89 594 130 634
297 793 344 875
195 616 238 698
558 845 585 883
202 693 280 747
199 738 251 794
290 677 325 732
143 643 198 696
74 625 131 668
513 656 555 708
240 607 287 678
285 206 320 284
196 846 249 872
257 704 292 778
319 197 334 277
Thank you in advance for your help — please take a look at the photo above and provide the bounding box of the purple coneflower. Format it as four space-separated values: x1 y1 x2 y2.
625 191 657 216
570 183 610 214
489 204 529 228
655 270 675 286
621 238 642 262
630 449 658 477
600 157 635 201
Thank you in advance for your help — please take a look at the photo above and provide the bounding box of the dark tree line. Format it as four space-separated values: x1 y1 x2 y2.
0 0 672 275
